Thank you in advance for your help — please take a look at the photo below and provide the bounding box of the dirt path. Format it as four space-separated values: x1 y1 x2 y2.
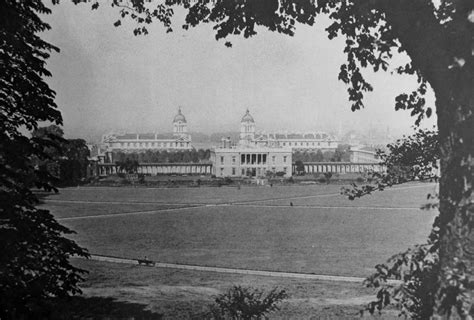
87 254 401 285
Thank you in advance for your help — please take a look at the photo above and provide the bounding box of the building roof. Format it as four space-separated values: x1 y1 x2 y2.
173 107 187 123
115 133 138 140
241 109 255 123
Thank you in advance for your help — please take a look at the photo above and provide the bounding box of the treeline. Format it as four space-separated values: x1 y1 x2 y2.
292 145 351 162
32 125 90 186
113 149 211 163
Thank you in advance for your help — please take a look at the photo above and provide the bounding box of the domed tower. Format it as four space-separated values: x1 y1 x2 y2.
239 109 256 144
173 107 188 136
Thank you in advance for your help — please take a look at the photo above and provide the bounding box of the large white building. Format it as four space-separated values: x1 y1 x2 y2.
211 110 293 178
238 109 339 151
102 108 192 152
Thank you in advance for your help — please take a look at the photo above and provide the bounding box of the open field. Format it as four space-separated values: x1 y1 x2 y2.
40 182 437 277
44 184 344 204
39 182 437 318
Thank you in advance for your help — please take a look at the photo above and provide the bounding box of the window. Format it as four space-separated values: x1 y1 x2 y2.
272 156 276 163
283 156 287 163
242 168 245 175
283 142 286 146
232 168 236 175
284 167 288 173
220 168 224 176
220 156 224 164
232 156 236 164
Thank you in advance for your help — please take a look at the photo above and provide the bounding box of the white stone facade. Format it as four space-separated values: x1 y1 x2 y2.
211 147 292 178
102 108 192 152
212 110 293 178
238 109 339 151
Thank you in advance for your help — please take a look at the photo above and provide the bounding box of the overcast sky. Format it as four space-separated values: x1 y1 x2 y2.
43 2 436 141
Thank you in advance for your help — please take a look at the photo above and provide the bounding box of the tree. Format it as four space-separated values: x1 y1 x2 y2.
1 1 89 318
116 158 139 174
343 129 440 318
101 0 473 317
295 160 305 175
33 126 90 186
209 286 287 320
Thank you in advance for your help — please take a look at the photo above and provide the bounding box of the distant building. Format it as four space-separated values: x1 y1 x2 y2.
238 109 339 152
349 146 380 163
211 110 292 178
211 145 292 178
101 108 192 152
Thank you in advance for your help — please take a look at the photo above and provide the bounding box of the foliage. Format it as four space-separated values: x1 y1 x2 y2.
112 148 211 164
292 148 349 163
342 129 439 200
275 171 286 177
323 172 333 184
33 126 90 186
0 1 89 318
209 286 287 320
115 158 139 174
294 160 305 175
343 129 441 318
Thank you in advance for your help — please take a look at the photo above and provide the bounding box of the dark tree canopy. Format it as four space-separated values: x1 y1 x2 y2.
0 1 88 318
87 0 474 318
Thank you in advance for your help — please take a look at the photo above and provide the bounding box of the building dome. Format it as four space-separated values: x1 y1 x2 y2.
173 107 186 123
241 109 254 123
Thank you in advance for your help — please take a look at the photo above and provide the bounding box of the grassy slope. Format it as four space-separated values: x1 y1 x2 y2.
73 259 400 319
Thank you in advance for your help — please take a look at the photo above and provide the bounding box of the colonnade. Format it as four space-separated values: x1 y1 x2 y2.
97 163 212 176
96 162 384 177
294 162 385 174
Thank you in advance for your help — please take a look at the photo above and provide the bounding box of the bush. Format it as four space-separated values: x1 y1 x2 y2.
275 171 286 177
209 286 287 320
323 172 333 184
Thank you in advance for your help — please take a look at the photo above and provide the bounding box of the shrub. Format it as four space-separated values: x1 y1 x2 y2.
323 172 333 184
209 286 287 320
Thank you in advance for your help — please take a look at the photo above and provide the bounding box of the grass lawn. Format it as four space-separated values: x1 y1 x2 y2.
40 202 195 219
255 183 438 208
43 183 436 318
70 258 400 319
63 204 436 277
47 184 344 204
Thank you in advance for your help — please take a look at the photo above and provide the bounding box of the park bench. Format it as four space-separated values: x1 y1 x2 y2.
137 258 155 267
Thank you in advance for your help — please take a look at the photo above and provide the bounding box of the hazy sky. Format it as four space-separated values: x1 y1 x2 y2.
43 2 436 140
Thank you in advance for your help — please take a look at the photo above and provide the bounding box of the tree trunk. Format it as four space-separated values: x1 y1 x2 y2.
435 75 474 319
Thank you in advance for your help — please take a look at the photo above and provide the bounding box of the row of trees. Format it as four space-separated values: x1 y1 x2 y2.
292 144 351 163
113 145 350 165
112 149 211 163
